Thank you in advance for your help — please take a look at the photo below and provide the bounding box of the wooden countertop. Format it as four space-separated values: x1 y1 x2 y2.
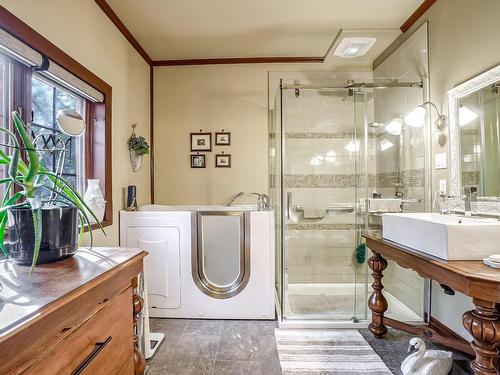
364 233 500 302
0 247 147 343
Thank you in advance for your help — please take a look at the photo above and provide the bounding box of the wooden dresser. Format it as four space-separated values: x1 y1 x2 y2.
0 247 147 375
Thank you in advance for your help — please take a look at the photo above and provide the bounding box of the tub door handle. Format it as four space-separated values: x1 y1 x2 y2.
287 192 292 220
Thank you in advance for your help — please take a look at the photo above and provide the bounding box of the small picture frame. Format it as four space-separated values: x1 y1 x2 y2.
191 154 206 168
215 132 231 146
190 132 212 151
215 154 231 168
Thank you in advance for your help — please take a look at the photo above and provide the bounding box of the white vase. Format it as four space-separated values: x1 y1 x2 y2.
84 179 106 223
130 150 143 172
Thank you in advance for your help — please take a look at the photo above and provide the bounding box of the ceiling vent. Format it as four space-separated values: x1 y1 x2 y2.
333 37 377 58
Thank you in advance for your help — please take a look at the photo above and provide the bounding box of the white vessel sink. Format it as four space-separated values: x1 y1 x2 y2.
382 213 500 260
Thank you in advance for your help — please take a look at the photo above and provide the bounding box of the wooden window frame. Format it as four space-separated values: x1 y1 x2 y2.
0 5 113 229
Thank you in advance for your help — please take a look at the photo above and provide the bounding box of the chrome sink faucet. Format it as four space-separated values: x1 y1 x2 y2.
463 186 477 216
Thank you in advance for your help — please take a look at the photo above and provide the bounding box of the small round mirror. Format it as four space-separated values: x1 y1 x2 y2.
56 109 86 137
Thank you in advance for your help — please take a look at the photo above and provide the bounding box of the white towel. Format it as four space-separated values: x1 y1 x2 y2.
369 198 402 213
302 208 326 219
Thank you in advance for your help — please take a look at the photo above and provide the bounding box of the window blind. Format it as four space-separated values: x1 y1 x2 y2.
0 28 104 103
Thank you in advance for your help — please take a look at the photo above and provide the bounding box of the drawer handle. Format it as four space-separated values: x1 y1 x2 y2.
71 336 112 375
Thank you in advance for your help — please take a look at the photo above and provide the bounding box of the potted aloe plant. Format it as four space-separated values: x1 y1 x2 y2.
0 112 104 273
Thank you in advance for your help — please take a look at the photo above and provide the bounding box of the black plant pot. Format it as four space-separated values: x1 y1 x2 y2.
7 206 79 265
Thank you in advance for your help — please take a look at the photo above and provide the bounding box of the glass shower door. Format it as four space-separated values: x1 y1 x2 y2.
281 85 369 321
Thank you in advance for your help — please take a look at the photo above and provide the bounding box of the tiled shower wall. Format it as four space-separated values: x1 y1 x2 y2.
280 88 374 285
372 24 429 316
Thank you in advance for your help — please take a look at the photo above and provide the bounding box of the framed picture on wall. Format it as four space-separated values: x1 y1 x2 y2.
215 131 231 146
215 154 231 168
190 132 212 151
191 154 206 168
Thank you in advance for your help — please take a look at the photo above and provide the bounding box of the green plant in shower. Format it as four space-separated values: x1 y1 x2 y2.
127 133 150 156
0 111 104 273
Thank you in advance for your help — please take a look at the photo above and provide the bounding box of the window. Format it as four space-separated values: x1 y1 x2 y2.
0 9 113 227
0 54 11 199
31 75 86 194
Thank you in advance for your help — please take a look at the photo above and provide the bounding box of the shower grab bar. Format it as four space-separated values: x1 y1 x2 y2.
293 205 355 215
287 192 293 220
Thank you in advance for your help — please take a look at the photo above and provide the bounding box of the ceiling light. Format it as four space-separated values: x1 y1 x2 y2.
384 118 403 136
404 106 426 128
459 105 479 126
379 138 394 151
333 37 377 58
345 140 360 153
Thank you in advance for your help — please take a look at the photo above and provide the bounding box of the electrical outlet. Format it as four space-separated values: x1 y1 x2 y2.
439 180 447 195
435 152 447 169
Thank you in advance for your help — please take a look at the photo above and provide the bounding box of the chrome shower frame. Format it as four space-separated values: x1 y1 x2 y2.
274 78 431 329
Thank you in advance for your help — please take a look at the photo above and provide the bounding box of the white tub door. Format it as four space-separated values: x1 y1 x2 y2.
125 227 181 309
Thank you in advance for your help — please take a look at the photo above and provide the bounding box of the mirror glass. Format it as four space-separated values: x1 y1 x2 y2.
459 82 500 197
201 214 242 287
56 109 86 137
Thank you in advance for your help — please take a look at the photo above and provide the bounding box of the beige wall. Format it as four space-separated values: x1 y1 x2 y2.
1 0 151 246
153 65 373 205
377 0 500 339
154 65 271 205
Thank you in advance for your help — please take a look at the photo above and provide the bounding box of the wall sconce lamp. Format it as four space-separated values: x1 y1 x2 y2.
404 101 447 132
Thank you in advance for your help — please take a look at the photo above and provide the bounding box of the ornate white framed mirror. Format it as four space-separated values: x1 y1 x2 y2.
448 64 500 199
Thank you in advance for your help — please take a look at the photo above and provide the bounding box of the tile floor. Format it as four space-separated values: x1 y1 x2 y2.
146 319 472 375
146 318 281 375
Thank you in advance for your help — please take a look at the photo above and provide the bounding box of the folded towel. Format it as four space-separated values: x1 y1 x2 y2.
302 207 326 219
369 198 402 213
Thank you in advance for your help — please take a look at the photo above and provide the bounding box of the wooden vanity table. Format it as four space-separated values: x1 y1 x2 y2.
364 233 500 375
0 247 147 375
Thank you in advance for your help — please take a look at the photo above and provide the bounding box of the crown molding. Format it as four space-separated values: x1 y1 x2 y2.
152 56 324 66
94 0 153 65
400 0 438 33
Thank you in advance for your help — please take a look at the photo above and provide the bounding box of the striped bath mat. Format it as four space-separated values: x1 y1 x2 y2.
275 329 392 374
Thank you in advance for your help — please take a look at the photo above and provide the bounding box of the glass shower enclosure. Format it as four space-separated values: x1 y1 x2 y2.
270 79 428 325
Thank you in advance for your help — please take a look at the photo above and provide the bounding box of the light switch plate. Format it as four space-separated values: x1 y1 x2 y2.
435 152 447 169
439 179 447 195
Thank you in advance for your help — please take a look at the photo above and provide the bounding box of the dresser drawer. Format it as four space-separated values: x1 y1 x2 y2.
26 287 134 375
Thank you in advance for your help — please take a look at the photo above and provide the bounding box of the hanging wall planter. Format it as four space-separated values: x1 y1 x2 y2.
127 123 150 172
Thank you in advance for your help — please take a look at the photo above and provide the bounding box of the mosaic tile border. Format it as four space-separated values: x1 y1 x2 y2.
286 223 361 231
377 169 425 189
461 171 479 186
269 132 375 140
285 174 377 189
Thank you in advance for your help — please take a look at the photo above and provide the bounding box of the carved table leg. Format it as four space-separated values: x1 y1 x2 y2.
368 251 388 338
132 276 146 375
463 298 500 375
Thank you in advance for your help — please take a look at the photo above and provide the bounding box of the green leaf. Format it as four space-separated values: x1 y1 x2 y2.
78 214 84 245
29 208 42 274
12 112 39 192
0 215 8 257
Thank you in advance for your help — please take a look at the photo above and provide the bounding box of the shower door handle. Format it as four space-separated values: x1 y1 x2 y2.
287 192 292 220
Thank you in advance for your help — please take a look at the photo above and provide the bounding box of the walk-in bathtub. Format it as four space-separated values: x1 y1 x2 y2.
120 205 275 320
